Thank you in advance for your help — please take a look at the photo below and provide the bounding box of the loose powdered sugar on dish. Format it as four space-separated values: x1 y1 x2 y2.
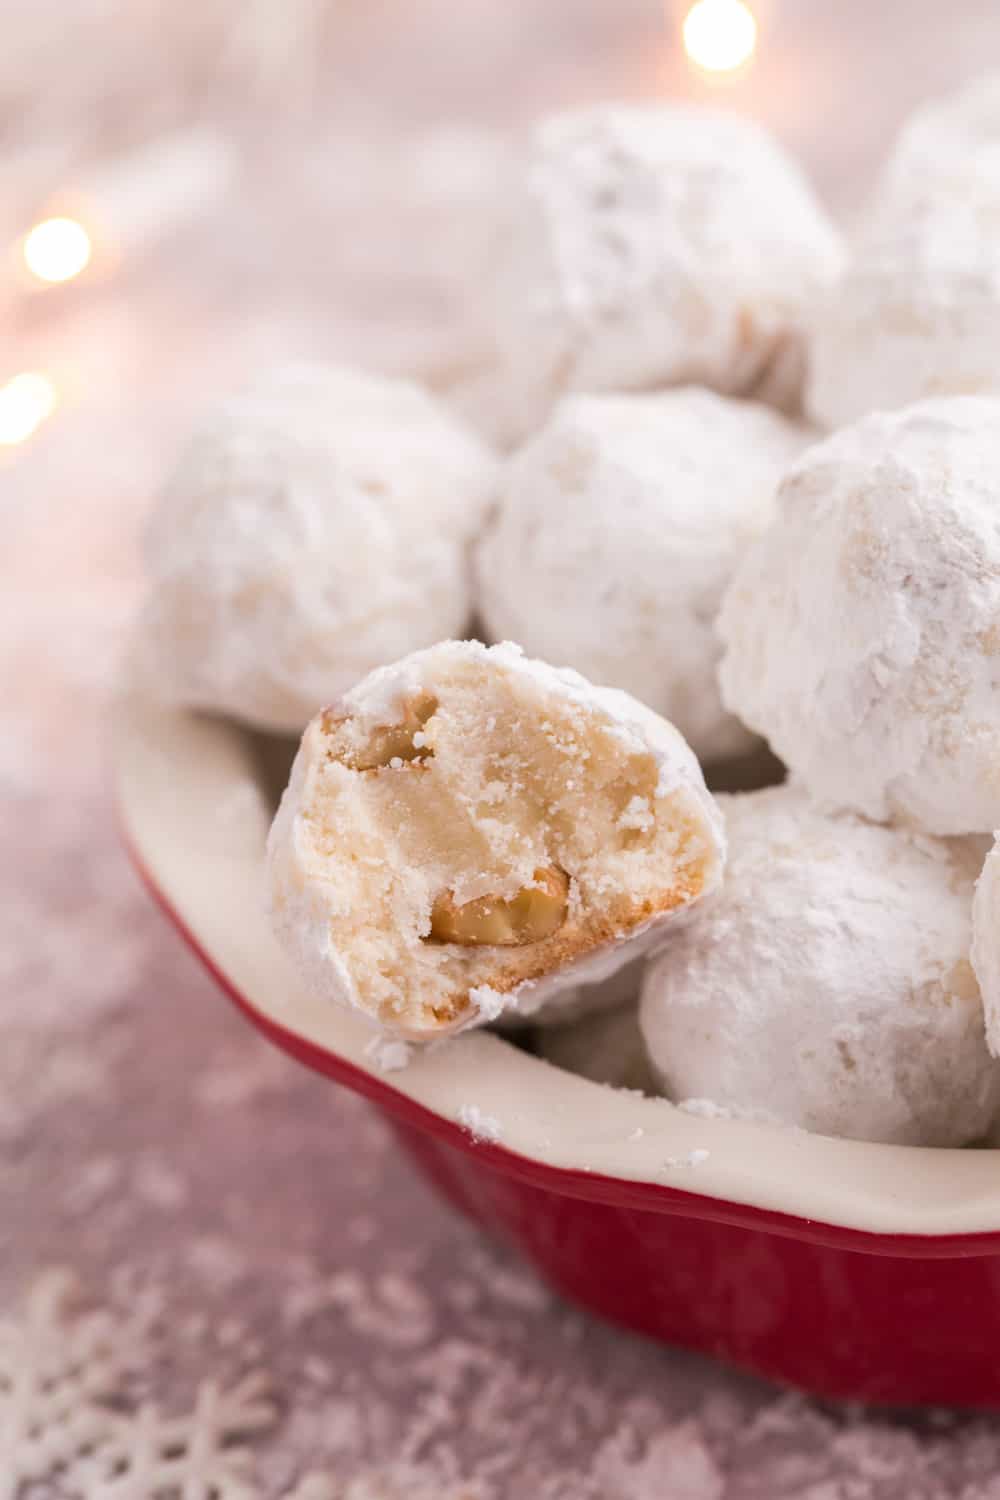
677 1097 786 1127
456 1105 503 1144
661 1150 711 1171
363 1037 414 1073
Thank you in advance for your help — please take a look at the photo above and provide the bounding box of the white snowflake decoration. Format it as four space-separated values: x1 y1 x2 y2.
0 1269 148 1500
0 1271 275 1500
74 1373 273 1500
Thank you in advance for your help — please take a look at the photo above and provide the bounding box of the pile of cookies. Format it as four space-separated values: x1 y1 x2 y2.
138 80 1000 1147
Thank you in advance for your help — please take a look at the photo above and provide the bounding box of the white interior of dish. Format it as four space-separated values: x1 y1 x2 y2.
114 694 1000 1237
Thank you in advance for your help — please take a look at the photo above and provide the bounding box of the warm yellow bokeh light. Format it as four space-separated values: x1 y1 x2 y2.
0 373 58 446
683 0 757 73
22 216 93 284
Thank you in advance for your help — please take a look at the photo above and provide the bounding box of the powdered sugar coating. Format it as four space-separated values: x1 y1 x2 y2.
807 207 1000 430
479 104 843 445
138 363 497 732
972 836 1000 1058
719 397 1000 835
809 75 1000 429
870 71 1000 227
268 640 725 1038
640 785 999 1146
477 388 810 762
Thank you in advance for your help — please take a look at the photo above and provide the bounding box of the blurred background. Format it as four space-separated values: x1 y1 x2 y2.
5 3 1000 1496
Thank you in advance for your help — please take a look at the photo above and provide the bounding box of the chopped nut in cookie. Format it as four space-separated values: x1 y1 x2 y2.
267 641 725 1039
323 693 439 771
428 866 569 947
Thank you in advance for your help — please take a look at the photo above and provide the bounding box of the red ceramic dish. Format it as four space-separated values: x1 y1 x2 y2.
115 695 1000 1409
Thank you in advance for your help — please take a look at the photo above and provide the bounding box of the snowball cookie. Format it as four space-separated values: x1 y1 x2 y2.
972 836 1000 1058
809 76 1000 429
807 204 1000 430
869 72 1000 228
482 104 843 444
719 398 1000 836
139 363 497 732
477 388 810 763
268 641 725 1040
537 996 655 1093
639 785 1000 1146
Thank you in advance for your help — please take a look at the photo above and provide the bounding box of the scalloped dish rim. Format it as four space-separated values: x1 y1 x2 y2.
113 692 1000 1247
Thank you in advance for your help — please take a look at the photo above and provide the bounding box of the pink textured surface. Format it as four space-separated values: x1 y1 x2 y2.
6 2 1000 1492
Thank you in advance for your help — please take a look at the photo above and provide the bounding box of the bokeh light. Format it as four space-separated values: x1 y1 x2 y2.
0 373 58 445
682 0 758 73
22 216 93 284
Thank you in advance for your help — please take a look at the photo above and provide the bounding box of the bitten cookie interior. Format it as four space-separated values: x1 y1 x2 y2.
267 641 724 1039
